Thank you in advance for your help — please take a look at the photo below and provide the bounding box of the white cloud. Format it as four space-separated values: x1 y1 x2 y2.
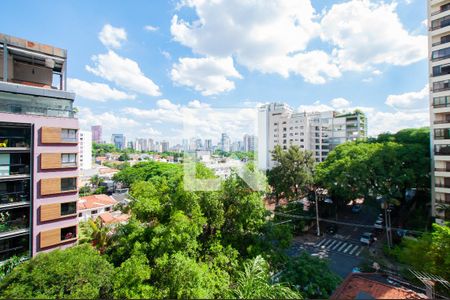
123 99 257 141
161 51 171 60
330 97 351 109
171 0 339 83
144 25 159 32
385 85 428 110
320 0 427 71
171 56 242 95
99 24 127 49
298 101 334 113
86 50 161 96
366 110 429 135
67 78 135 102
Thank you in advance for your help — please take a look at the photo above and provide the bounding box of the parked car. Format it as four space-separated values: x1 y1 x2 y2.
374 219 383 229
360 232 375 245
326 224 338 234
352 205 362 213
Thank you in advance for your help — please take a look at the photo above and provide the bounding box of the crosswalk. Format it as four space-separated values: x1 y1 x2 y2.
315 238 364 257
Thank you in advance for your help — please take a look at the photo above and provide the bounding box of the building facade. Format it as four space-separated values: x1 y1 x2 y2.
161 141 169 152
220 133 231 152
428 0 450 223
0 33 79 262
243 134 257 152
79 130 92 170
111 134 125 150
91 125 102 144
258 103 367 170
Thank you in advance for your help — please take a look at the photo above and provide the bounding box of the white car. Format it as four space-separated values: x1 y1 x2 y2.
360 232 374 245
374 219 383 229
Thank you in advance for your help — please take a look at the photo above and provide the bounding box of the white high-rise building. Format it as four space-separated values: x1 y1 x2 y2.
221 133 231 152
79 130 92 170
428 0 450 224
243 134 257 152
257 103 367 170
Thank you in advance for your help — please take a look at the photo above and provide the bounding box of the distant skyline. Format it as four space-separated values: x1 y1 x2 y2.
0 0 429 142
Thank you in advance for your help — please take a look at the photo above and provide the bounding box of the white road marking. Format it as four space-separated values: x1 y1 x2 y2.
343 244 354 253
337 242 348 252
316 239 327 247
349 245 360 255
327 240 338 249
356 247 364 256
332 241 343 250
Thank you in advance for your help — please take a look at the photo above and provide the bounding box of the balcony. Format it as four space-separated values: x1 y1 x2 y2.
0 235 29 262
434 119 450 124
0 101 75 118
431 15 450 31
0 207 29 239
0 192 29 209
432 5 450 16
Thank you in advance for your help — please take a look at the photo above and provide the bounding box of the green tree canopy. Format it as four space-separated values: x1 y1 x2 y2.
0 245 114 299
268 145 315 204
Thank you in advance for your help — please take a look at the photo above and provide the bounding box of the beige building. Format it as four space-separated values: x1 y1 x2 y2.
428 0 450 224
257 103 367 170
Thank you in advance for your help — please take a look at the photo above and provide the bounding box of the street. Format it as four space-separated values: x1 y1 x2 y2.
286 201 383 278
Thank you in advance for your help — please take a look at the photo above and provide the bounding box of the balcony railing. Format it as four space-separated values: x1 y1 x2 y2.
433 102 450 108
436 183 450 188
435 168 450 172
0 218 29 235
0 103 75 118
434 119 450 124
0 192 29 207
432 39 450 47
432 6 450 16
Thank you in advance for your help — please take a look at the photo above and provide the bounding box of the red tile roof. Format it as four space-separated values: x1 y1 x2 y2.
331 273 426 300
78 194 117 211
98 212 130 225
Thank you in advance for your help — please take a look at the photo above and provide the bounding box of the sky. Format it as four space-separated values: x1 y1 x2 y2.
0 0 429 144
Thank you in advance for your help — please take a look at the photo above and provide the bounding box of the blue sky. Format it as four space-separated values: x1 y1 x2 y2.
0 0 429 144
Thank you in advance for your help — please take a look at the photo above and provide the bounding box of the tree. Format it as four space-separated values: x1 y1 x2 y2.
392 223 450 281
118 152 130 161
268 145 315 205
113 254 156 299
90 174 104 188
230 255 302 299
280 252 341 298
88 218 112 254
0 245 114 299
154 252 230 298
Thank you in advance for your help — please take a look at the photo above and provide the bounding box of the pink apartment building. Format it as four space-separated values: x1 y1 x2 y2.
0 33 78 261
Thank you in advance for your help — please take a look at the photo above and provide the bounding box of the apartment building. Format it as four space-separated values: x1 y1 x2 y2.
79 130 92 170
243 134 257 152
0 33 78 262
258 103 367 170
91 125 102 144
111 134 125 150
428 0 450 223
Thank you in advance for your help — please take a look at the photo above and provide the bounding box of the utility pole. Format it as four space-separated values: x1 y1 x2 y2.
384 204 391 249
315 189 320 236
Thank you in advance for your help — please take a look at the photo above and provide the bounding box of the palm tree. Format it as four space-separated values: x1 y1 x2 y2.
90 175 104 188
230 255 302 299
88 218 111 254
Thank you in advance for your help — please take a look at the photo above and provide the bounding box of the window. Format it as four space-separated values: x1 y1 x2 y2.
105 207 111 211
434 96 450 107
61 177 76 192
433 63 450 77
61 129 77 142
432 47 450 61
432 15 450 30
61 154 76 167
433 80 450 92
78 213 82 217
435 128 450 140
91 209 98 215
61 226 76 241
61 202 76 216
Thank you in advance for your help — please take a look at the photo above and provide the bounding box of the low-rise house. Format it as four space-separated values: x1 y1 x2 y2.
331 273 426 300
98 211 130 225
77 194 117 222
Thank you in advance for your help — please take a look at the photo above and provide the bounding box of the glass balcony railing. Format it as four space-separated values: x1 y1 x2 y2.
432 6 450 16
0 192 29 207
0 102 75 118
0 235 30 262
0 218 29 235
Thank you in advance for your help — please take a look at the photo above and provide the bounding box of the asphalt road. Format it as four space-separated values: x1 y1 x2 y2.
287 202 383 279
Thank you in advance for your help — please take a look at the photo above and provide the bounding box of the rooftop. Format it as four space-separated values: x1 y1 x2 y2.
78 194 117 211
98 211 130 225
330 273 427 300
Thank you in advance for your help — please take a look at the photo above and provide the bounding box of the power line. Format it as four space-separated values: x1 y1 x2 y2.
272 211 426 235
